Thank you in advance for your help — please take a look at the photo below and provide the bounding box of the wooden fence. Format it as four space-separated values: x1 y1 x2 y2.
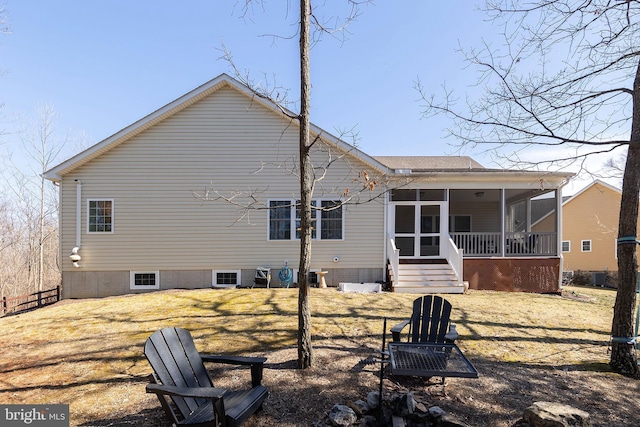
1 286 61 316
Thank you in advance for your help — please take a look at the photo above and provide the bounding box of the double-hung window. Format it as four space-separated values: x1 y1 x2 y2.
269 201 292 240
320 200 343 239
88 199 114 233
296 201 317 239
269 199 343 241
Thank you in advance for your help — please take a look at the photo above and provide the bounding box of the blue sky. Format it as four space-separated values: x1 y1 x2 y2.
0 1 624 194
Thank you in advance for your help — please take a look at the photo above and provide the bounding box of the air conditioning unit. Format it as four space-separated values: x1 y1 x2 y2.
592 272 607 287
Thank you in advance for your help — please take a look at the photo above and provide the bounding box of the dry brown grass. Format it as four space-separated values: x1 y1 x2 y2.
0 286 638 426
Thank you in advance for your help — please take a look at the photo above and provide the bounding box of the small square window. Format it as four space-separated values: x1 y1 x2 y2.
293 269 320 285
130 271 159 290
213 270 241 287
581 240 592 252
562 241 571 252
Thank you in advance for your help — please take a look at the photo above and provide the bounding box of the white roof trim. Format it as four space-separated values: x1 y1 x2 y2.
563 179 621 206
45 73 391 181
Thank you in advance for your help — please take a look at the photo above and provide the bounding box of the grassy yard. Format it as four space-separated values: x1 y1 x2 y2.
0 286 635 426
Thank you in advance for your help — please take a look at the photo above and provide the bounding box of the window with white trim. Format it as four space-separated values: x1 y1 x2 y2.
88 199 114 233
562 241 571 252
581 240 592 252
130 271 159 290
269 199 343 241
293 268 321 285
213 270 241 286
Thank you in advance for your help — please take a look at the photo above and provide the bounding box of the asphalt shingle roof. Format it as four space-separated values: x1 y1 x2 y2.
373 156 484 171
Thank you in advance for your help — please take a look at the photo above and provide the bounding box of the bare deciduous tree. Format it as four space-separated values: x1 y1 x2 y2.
1 104 65 298
197 0 374 368
418 0 640 377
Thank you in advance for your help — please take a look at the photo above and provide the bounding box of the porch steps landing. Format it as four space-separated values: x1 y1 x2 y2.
390 263 466 294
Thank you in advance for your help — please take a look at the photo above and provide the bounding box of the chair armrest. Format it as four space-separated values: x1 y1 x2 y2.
390 319 410 342
146 383 226 400
444 323 458 343
201 355 267 365
201 354 267 387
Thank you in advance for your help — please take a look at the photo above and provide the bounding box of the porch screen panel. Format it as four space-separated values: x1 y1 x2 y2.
395 237 415 256
395 205 415 233
420 237 440 256
391 189 417 201
419 189 446 201
420 205 440 233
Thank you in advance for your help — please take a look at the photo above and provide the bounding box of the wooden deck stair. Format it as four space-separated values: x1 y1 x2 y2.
389 262 466 294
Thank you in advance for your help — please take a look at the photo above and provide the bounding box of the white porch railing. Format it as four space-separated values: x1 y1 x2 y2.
505 232 557 256
444 236 464 284
387 233 400 286
450 232 501 256
450 232 557 256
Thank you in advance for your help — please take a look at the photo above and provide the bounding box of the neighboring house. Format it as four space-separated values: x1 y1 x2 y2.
45 74 573 299
536 180 638 276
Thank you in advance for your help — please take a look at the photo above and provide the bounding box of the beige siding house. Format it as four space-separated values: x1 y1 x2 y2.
538 180 639 274
46 74 573 298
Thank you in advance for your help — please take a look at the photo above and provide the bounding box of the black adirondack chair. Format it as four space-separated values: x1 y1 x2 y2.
390 295 458 343
144 327 268 427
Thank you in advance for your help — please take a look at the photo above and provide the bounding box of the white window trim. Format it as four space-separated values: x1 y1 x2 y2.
292 268 321 284
562 241 571 252
212 269 242 287
581 240 592 252
87 199 115 234
267 198 345 241
130 271 160 290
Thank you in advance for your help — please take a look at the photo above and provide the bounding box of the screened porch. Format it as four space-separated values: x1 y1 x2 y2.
447 188 561 258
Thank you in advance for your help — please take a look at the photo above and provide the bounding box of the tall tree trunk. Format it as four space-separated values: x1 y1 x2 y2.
610 58 640 378
38 173 45 292
297 0 313 369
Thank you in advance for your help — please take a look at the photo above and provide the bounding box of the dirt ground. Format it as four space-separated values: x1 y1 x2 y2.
82 342 639 427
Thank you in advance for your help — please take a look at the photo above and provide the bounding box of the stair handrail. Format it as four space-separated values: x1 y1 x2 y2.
445 236 464 285
387 234 400 287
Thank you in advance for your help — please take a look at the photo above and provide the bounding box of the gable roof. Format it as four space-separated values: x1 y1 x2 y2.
531 179 621 227
44 73 391 182
44 73 574 186
563 179 621 206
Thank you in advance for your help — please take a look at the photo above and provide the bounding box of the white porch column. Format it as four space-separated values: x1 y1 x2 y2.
500 189 506 257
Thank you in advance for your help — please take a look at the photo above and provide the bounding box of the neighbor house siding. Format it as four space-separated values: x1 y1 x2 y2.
561 183 627 272
59 86 385 295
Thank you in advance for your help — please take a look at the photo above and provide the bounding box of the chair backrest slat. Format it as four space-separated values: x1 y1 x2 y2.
144 327 213 418
408 296 452 343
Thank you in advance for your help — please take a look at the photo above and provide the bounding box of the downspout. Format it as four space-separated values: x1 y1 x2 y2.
69 179 82 267
556 187 563 290
383 189 388 280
